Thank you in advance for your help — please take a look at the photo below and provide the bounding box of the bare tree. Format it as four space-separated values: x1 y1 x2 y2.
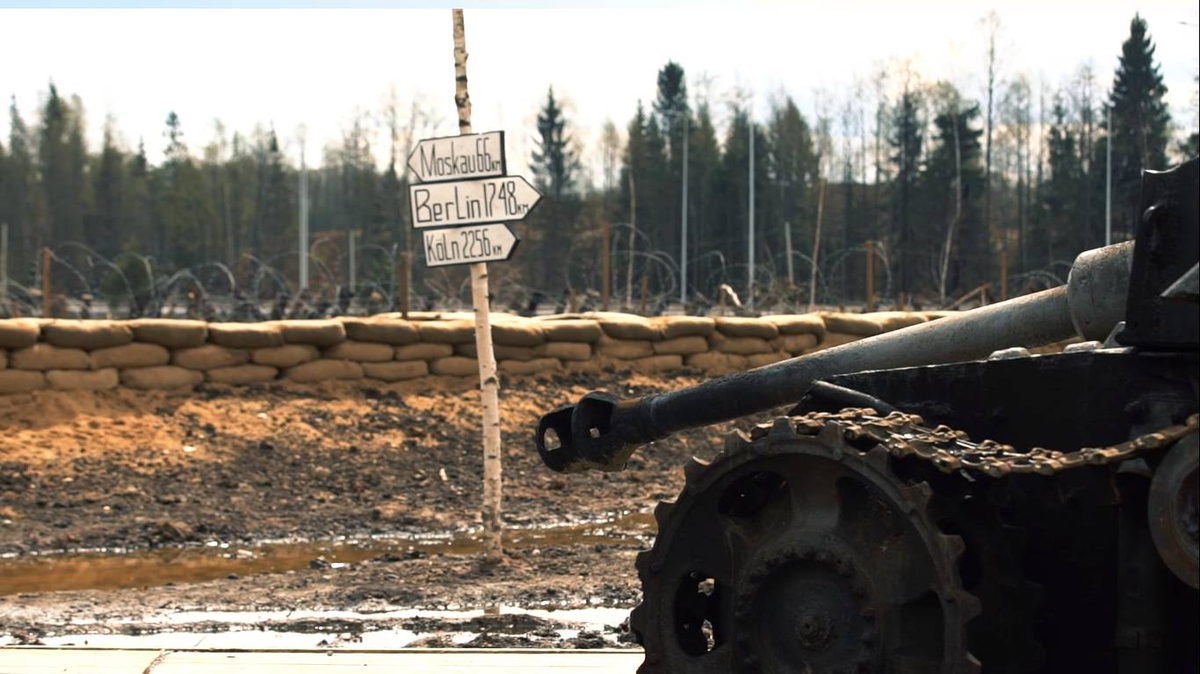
979 11 1004 253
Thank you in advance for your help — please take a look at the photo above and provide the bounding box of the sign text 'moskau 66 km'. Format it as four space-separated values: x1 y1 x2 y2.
409 176 541 230
407 131 506 183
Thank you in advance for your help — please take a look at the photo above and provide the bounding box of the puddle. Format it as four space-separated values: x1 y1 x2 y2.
0 606 636 649
0 512 655 596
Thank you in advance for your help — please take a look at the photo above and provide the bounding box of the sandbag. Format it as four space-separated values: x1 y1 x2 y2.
685 352 749 374
0 320 41 349
206 364 278 384
532 342 592 361
362 360 428 382
746 351 791 368
653 335 709 356
811 332 862 352
820 313 883 337
596 336 654 359
41 320 133 349
252 344 320 368
630 354 683 373
46 368 119 391
491 320 546 347
208 323 284 348
172 345 251 371
870 311 929 332
761 314 827 338
715 317 779 340
429 356 478 377
589 312 660 341
285 359 364 383
273 319 346 347
395 343 454 361
652 316 715 339
89 343 171 370
536 319 603 342
128 319 208 348
711 333 773 355
120 366 203 390
325 341 395 363
498 357 561 376
0 370 45 393
340 317 419 345
11 343 89 370
457 343 535 361
772 333 819 354
417 320 475 344
565 360 604 375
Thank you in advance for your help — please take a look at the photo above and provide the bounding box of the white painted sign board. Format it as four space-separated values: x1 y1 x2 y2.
409 176 542 230
407 131 506 183
422 223 519 267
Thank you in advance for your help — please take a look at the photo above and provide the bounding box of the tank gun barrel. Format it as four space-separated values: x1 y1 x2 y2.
536 241 1135 473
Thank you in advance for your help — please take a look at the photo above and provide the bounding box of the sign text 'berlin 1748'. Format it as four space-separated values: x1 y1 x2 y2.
409 175 541 230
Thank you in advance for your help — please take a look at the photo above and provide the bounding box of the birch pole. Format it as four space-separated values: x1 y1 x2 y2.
452 8 503 561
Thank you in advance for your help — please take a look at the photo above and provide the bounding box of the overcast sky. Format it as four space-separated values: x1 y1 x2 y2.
2 1 1197 181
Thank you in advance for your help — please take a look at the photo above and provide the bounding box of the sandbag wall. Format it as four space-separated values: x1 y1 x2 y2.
0 311 945 394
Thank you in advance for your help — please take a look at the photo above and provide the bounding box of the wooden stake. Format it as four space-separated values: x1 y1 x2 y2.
865 240 875 312
808 178 826 312
625 173 637 310
1000 249 1009 301
41 247 51 318
600 218 611 311
398 251 410 319
452 8 503 562
639 271 649 315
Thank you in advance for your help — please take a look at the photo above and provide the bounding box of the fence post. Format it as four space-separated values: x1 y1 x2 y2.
601 219 611 311
1000 249 1009 301
639 272 649 315
865 241 875 312
41 247 52 318
398 252 410 319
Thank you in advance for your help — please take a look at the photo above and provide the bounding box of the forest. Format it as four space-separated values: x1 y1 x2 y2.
0 13 1196 316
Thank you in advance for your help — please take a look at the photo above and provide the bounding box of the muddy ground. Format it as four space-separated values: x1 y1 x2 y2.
0 371 781 647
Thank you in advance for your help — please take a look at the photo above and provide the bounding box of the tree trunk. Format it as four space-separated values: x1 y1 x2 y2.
452 8 503 562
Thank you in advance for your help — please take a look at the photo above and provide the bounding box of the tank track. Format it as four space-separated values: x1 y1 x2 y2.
629 409 1198 673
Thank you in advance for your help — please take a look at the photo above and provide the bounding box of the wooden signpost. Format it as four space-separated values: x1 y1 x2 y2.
412 8 543 561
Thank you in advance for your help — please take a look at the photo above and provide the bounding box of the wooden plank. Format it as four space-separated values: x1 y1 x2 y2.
0 649 643 674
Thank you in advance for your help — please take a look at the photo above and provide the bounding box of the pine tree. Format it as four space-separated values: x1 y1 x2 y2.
654 61 689 263
90 118 126 258
1109 14 1171 239
688 101 721 298
529 87 580 291
4 97 38 264
920 87 986 293
769 96 817 286
888 85 923 294
531 87 577 199
39 84 85 248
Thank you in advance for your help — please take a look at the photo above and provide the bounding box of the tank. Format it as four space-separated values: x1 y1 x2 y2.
534 158 1199 673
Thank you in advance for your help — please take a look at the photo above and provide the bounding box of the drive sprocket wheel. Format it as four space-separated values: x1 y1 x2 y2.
630 417 981 673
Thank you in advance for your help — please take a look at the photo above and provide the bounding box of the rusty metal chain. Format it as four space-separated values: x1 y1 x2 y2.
749 408 1200 478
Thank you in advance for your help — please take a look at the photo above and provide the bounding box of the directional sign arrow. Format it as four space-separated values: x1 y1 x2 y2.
422 223 519 267
407 131 506 183
409 175 542 230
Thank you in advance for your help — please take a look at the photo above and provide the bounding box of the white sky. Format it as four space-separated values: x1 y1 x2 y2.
2 1 1197 182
